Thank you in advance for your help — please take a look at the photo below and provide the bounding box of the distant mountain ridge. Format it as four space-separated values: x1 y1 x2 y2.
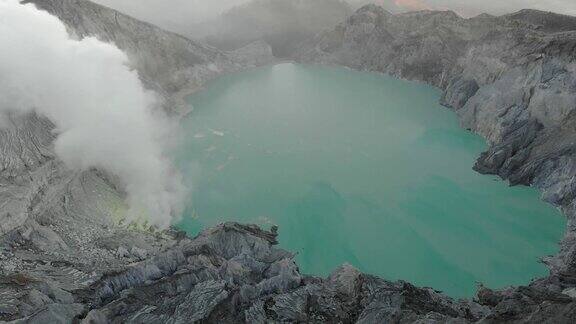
196 0 352 57
504 8 576 32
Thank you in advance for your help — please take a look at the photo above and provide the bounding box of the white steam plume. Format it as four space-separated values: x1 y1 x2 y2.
0 0 185 228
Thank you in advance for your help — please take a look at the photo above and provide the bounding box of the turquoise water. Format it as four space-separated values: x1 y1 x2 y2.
176 63 565 298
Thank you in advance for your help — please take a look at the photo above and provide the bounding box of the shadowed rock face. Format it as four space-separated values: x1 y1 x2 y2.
295 4 576 322
0 223 492 323
1 1 576 323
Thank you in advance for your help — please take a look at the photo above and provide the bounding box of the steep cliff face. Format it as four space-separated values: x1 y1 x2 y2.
24 0 273 114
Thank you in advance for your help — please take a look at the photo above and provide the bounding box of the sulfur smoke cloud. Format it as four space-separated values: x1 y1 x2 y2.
0 0 185 228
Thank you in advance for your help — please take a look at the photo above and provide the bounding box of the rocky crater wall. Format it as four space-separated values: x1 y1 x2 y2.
1 1 576 323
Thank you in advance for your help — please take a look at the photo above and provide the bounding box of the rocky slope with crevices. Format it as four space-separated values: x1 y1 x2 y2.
296 3 576 321
1 222 495 323
5 221 576 323
23 0 274 115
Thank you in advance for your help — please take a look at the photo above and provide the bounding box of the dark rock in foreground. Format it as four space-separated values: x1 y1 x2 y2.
5 222 576 323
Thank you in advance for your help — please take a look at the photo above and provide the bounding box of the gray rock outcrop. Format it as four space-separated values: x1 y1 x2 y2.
0 223 493 323
4 222 576 323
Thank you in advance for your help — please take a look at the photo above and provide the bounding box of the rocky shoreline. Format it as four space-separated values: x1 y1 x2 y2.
1 1 576 322
295 0 576 293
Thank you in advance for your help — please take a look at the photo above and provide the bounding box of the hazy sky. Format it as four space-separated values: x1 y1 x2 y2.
355 0 576 17
92 0 249 32
91 0 576 30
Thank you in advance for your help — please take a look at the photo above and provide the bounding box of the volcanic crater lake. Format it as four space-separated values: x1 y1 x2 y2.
177 63 565 297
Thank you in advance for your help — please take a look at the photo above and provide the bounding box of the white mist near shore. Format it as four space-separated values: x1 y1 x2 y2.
0 0 185 228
